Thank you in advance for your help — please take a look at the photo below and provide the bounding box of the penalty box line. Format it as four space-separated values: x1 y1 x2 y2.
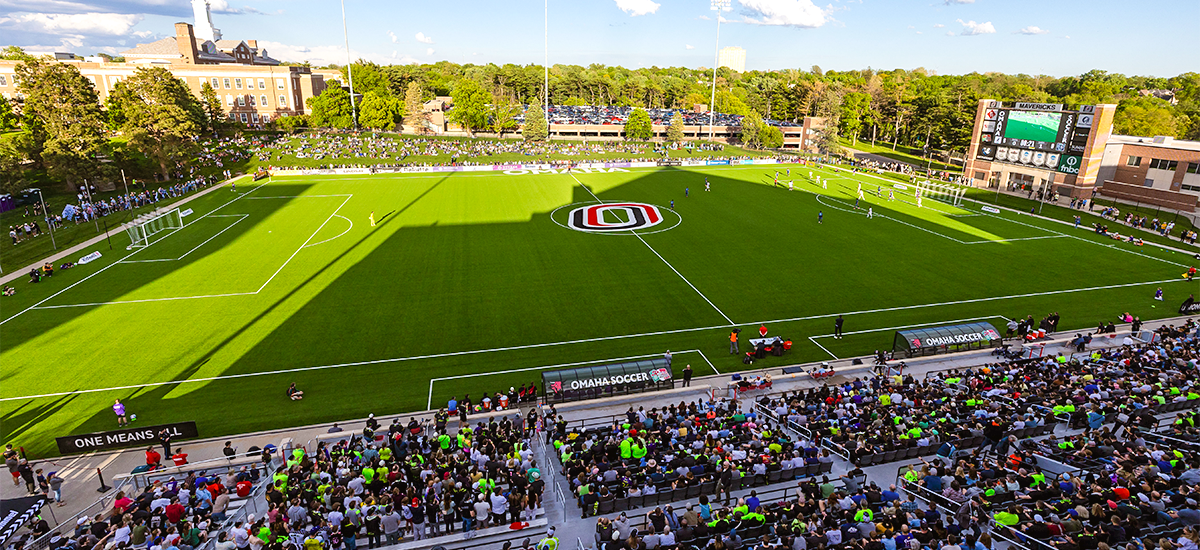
567 172 735 326
0 176 263 326
806 314 1013 360
426 349 717 409
27 194 354 311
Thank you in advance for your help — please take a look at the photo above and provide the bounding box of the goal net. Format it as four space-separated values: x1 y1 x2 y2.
125 208 183 249
916 180 965 207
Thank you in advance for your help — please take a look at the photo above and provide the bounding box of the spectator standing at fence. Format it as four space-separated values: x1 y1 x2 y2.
158 428 173 457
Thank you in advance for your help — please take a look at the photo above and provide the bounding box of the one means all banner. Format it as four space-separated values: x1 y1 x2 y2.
56 422 199 455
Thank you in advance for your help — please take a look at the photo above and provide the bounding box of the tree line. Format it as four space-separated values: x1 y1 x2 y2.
304 61 1199 152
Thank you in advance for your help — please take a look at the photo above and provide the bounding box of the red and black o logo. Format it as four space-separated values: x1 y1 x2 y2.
567 203 664 233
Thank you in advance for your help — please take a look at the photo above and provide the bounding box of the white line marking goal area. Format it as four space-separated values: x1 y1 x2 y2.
425 349 717 409
26 193 354 311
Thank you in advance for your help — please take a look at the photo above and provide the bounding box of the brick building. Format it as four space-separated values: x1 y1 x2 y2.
0 18 328 127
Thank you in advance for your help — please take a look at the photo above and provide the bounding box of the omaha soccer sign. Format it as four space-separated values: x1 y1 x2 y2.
568 202 663 233
541 358 674 404
892 321 1002 358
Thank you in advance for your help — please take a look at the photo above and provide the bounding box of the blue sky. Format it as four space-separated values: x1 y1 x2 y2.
0 0 1193 77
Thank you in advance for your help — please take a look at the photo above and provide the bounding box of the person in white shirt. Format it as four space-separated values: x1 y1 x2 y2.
658 527 676 547
490 492 509 524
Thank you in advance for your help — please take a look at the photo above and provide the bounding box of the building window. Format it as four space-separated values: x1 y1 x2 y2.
235 78 242 89
1188 162 1200 175
1183 184 1200 192
251 113 259 123
278 95 287 107
245 79 253 89
276 79 285 90
248 95 256 106
260 95 268 107
211 77 219 89
0 75 6 86
1144 179 1154 188
223 78 231 89
1126 155 1142 167
239 113 247 123
237 95 245 106
226 94 233 106
262 114 270 123
258 78 265 89
229 113 237 120
1150 159 1179 171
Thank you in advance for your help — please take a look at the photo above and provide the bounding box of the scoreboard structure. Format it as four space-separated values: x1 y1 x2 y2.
964 100 1116 199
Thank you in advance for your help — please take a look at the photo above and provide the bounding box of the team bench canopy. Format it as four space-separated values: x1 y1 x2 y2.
893 321 1003 358
542 358 674 404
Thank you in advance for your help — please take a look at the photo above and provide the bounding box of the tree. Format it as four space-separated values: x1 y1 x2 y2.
813 84 844 154
0 96 16 130
272 114 308 132
1114 96 1180 137
15 57 108 190
758 124 784 149
488 98 521 137
109 66 205 179
358 90 403 131
402 81 429 133
839 92 871 145
666 112 685 143
0 46 34 61
448 79 490 136
0 137 28 194
306 85 354 128
740 110 763 148
623 108 652 140
199 81 224 135
522 104 548 141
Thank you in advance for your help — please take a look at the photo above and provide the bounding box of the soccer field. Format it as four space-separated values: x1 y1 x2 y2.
3 164 1193 456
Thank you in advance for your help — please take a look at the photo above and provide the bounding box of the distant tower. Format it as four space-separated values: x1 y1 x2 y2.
191 0 222 41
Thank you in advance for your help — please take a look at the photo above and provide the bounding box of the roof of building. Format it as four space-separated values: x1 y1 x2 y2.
1110 134 1200 153
121 38 181 58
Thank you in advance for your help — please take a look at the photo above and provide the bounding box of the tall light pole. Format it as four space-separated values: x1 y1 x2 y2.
708 0 730 141
545 0 549 135
37 189 57 251
339 0 358 130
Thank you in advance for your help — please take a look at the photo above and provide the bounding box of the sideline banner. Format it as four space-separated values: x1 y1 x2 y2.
56 422 199 454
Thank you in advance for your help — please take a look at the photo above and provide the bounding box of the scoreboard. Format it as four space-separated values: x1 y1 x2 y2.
974 102 1095 175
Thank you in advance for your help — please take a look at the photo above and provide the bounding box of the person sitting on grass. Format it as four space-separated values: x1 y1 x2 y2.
28 268 41 283
59 262 75 270
286 382 304 401
41 263 53 278
2 285 13 297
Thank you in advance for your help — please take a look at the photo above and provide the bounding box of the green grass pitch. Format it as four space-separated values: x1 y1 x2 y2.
3 164 1195 457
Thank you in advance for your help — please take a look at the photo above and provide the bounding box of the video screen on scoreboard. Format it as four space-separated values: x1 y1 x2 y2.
1002 111 1063 143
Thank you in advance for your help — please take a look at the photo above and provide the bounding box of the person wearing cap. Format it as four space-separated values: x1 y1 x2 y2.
536 527 558 550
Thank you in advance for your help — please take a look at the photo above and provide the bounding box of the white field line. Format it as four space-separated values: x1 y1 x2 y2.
4 276 1183 403
826 168 1192 268
302 214 354 249
28 194 353 310
0 181 266 326
119 214 249 263
424 349 706 409
568 172 735 325
806 315 1012 359
254 194 352 294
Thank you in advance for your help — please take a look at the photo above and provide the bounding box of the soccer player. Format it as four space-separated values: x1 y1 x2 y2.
705 177 710 192
670 200 675 210
855 197 860 209
685 187 689 197
867 207 874 219
1155 288 1164 301
858 188 865 201
788 181 794 191
818 211 823 224
114 399 128 427
888 190 895 201
822 178 828 190
230 181 236 193
786 168 790 177
369 211 376 227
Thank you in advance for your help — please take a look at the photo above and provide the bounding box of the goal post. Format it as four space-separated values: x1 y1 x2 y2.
916 180 965 207
125 208 183 249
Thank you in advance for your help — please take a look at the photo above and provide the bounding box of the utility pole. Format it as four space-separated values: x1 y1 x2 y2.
339 0 358 131
708 0 730 141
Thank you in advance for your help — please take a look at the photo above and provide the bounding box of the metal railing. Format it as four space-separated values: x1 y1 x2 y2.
21 477 133 550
